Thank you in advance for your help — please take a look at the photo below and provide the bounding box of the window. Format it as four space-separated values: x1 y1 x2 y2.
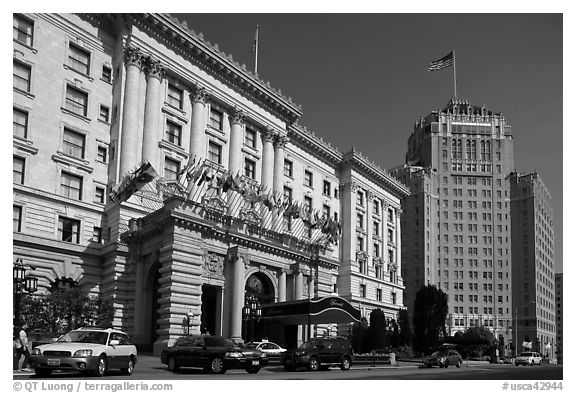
58 216 80 243
209 108 223 130
14 61 31 92
388 209 394 222
388 229 394 243
13 156 25 184
101 65 112 83
322 204 330 219
283 160 293 177
245 128 256 149
360 284 366 298
165 120 182 146
167 84 183 109
373 221 379 236
97 146 108 163
357 191 364 206
94 186 105 204
99 105 110 122
357 236 364 251
323 180 331 196
60 172 83 200
357 213 364 229
13 205 22 232
68 44 90 75
304 196 313 211
92 226 102 243
244 158 256 179
373 243 380 257
13 14 33 46
208 141 222 164
13 108 28 138
164 157 180 181
283 186 292 202
65 85 88 117
63 128 86 158
391 292 397 305
304 170 313 187
373 199 379 215
376 288 382 302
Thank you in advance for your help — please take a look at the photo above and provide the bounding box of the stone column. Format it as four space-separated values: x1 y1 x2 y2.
141 57 164 169
190 85 209 161
227 246 247 344
292 265 304 346
273 135 288 195
120 46 143 176
278 269 287 302
261 127 275 190
396 208 402 282
229 107 245 175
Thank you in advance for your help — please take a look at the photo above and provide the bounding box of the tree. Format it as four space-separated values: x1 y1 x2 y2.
397 308 411 346
351 317 369 354
367 308 387 350
412 285 448 355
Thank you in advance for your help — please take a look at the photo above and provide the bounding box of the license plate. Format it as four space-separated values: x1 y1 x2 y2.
252 360 259 366
47 359 60 366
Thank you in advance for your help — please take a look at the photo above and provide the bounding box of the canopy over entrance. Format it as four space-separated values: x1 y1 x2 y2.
260 296 361 325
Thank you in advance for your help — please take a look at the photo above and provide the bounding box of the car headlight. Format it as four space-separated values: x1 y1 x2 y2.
32 348 42 355
440 357 446 363
260 353 267 358
225 352 244 358
73 349 93 357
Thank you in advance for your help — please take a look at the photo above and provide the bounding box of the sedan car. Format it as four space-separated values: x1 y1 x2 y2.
29 327 137 377
423 349 463 368
161 335 266 374
515 351 543 366
243 341 286 356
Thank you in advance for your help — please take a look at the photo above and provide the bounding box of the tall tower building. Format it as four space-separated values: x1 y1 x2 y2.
510 172 556 360
555 273 562 364
391 99 515 352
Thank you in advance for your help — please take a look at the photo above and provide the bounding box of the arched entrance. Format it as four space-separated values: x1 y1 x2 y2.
243 272 274 343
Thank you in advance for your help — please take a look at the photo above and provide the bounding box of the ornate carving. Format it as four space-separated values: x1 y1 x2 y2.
356 250 368 262
191 84 210 104
230 106 246 125
227 246 250 265
274 135 290 149
373 256 384 266
202 252 224 278
262 126 277 143
144 57 165 80
239 206 262 225
201 194 227 214
388 262 398 272
124 45 144 68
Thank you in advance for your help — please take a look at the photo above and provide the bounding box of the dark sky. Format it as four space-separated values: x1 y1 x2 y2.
175 13 563 273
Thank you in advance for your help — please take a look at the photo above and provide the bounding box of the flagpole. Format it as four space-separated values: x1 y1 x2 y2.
254 25 259 75
453 49 457 99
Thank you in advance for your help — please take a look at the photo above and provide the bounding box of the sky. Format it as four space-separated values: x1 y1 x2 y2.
174 13 564 273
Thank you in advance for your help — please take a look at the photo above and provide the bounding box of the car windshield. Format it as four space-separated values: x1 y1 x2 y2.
203 337 235 348
431 351 449 357
57 331 108 345
519 352 534 357
298 340 321 349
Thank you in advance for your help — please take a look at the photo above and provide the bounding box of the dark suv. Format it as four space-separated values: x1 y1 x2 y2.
281 337 353 371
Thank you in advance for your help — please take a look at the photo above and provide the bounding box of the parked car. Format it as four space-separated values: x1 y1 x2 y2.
243 341 286 356
281 337 354 371
161 335 266 374
423 349 463 368
29 327 137 377
515 352 542 366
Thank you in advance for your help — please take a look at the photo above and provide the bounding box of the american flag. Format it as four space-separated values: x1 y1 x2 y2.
428 51 454 71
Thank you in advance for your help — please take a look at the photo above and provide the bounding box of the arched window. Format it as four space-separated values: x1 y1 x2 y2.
465 140 471 160
456 139 463 159
451 139 458 159
485 140 491 160
471 140 477 159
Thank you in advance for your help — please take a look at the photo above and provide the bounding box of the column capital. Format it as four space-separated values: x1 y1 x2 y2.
124 45 144 68
227 245 250 265
191 84 210 104
143 57 165 80
230 107 246 126
274 134 290 149
262 127 277 143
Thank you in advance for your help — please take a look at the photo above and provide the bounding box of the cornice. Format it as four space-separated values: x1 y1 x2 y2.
288 124 343 166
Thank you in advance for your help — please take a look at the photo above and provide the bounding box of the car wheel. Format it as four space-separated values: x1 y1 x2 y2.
246 366 261 374
34 369 52 377
209 357 226 374
167 357 179 372
94 355 107 377
340 356 351 371
122 357 135 376
307 356 320 371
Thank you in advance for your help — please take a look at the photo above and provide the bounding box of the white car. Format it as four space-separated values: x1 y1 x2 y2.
30 327 137 377
244 341 287 356
515 351 543 366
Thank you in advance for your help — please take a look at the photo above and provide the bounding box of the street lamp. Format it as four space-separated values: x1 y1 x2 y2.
186 312 195 335
242 296 261 343
13 258 38 326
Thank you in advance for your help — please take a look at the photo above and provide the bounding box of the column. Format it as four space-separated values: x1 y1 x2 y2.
141 57 164 169
120 46 143 176
227 246 247 343
273 135 288 194
396 208 402 283
261 127 275 190
228 107 245 175
190 85 209 161
292 266 304 346
278 269 287 302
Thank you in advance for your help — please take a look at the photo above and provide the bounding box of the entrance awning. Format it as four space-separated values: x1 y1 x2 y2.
260 296 361 325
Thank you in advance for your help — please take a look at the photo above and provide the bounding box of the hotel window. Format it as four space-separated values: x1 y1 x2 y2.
13 156 25 185
208 141 222 164
245 128 256 149
357 236 364 251
391 292 397 305
13 61 31 92
244 158 256 179
323 180 331 196
65 85 88 117
13 205 22 232
13 108 28 138
360 284 366 298
94 186 105 204
357 213 364 229
68 44 90 75
357 191 364 206
388 229 394 243
283 186 292 203
283 159 293 177
322 204 330 219
373 243 380 257
13 14 34 46
60 172 83 200
99 105 110 123
373 221 379 236
97 146 107 163
388 208 394 222
164 157 180 181
63 128 86 158
167 84 183 109
304 170 313 187
304 196 313 212
92 226 102 243
165 120 182 146
209 108 223 130
101 65 112 83
373 199 379 215
58 216 80 243
376 288 382 302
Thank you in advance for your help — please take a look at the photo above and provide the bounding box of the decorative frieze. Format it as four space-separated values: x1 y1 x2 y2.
202 252 224 278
